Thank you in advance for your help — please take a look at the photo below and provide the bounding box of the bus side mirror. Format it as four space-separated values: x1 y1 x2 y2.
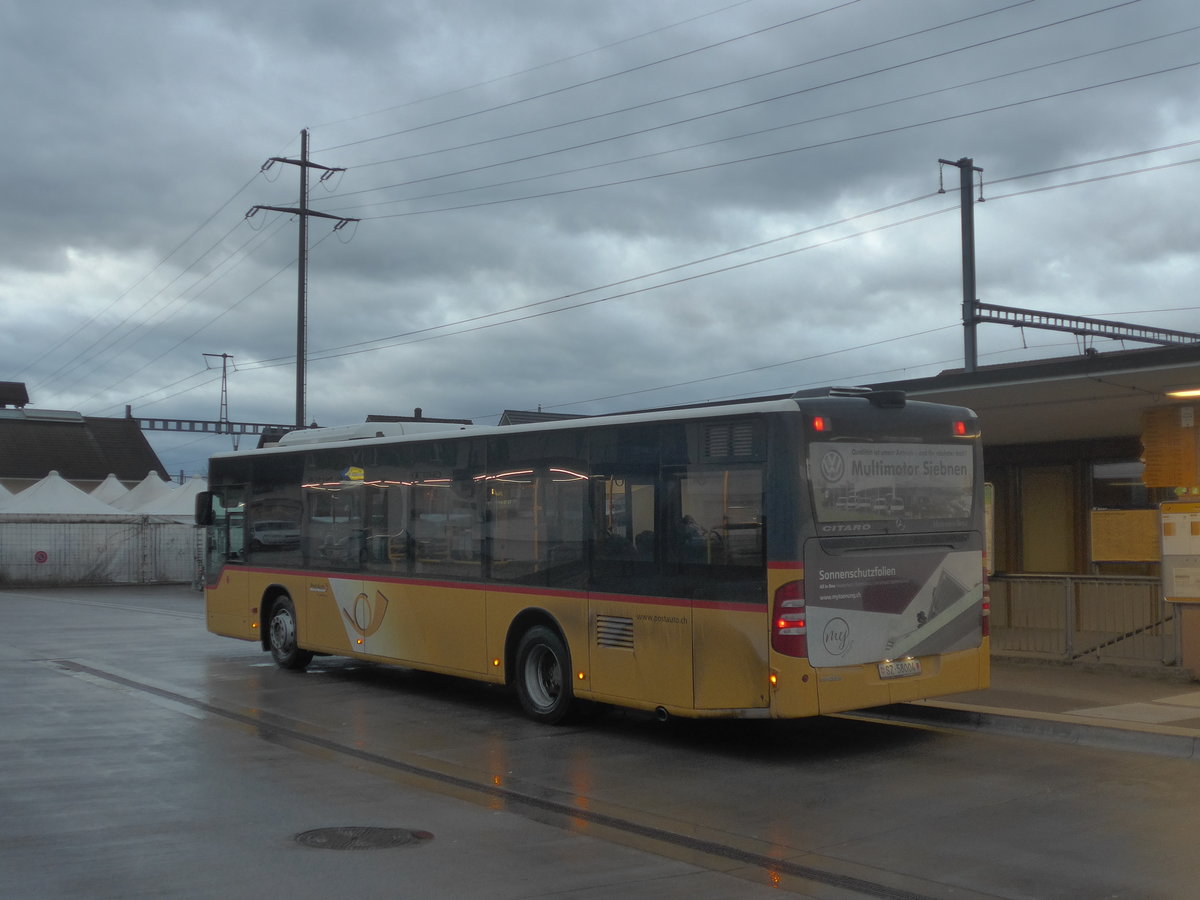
195 491 214 527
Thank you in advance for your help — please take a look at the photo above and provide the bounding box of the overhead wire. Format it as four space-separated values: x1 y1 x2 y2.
312 0 761 131
338 0 1041 174
315 0 870 154
319 21 1200 214
42 3 1161 398
30 125 316 404
34 216 281 397
16 171 262 387
37 2 817 408
110 138 1200 414
86 225 342 416
353 59 1200 220
51 3 1198 423
68 54 1200 410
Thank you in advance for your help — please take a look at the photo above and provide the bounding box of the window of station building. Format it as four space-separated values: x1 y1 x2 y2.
1092 460 1171 510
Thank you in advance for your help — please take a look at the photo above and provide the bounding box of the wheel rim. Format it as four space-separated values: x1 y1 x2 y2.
523 644 562 711
270 607 296 654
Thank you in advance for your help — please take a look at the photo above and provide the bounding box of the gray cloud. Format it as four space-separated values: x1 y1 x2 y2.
2 0 1197 477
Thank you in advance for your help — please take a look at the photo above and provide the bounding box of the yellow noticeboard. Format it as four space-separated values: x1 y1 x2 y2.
1142 406 1199 488
1160 501 1200 603
1090 509 1160 562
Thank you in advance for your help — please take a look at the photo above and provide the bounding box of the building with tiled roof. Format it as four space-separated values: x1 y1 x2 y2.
0 386 165 493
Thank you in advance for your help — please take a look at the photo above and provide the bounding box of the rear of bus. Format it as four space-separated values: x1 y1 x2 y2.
770 391 988 716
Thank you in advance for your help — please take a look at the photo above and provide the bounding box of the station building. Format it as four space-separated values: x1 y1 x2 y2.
870 343 1200 674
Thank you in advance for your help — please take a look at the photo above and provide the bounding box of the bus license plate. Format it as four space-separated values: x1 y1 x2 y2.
878 659 921 679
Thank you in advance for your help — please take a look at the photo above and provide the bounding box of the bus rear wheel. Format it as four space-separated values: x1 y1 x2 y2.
515 625 574 725
268 596 313 671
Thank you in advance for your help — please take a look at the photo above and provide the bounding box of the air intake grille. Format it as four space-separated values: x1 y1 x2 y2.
596 615 634 649
703 422 757 459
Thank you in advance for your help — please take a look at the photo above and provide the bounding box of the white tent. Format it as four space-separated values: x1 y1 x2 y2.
90 473 130 505
0 471 198 586
1 470 123 516
110 471 175 511
137 475 205 522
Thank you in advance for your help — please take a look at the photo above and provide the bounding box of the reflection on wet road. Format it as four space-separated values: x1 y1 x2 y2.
7 586 1200 899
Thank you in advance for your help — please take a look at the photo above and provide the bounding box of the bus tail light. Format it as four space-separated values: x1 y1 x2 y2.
771 580 807 658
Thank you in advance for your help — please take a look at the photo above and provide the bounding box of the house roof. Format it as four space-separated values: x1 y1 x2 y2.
0 409 165 481
870 343 1200 446
614 344 1200 450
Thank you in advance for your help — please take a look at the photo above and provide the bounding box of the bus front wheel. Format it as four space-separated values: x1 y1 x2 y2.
515 625 574 725
268 596 313 671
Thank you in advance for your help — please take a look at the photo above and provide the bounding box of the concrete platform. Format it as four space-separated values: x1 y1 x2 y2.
865 657 1200 758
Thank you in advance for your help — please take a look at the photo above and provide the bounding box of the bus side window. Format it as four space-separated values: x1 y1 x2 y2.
411 475 481 579
669 466 764 568
304 485 365 571
593 476 656 563
363 480 411 575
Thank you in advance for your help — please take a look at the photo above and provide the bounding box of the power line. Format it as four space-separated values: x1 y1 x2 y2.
311 0 760 131
88 142 1200 417
315 0 867 154
17 172 262 387
339 0 1041 175
42 213 294 403
233 202 955 372
34 4 1175 409
162 142 1200 387
251 192 946 366
352 59 1200 221
320 21 1199 215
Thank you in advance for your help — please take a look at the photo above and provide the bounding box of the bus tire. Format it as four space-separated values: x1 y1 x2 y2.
515 625 574 725
268 595 313 671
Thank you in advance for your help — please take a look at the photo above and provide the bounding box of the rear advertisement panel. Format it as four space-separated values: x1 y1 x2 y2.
809 441 974 525
804 545 984 668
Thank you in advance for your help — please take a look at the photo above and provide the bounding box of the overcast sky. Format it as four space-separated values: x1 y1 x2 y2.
2 0 1198 478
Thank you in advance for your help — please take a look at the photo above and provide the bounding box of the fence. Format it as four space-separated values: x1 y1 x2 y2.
989 574 1179 666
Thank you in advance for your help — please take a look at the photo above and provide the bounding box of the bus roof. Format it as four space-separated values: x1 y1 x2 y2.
208 391 974 461
210 398 804 460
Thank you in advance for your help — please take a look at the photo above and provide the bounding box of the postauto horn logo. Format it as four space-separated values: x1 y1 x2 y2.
820 449 846 484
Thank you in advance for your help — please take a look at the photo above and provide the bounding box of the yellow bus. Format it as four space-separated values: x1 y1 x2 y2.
197 389 989 723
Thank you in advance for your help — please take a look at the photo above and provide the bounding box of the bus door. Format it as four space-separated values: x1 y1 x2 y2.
670 463 770 711
301 480 371 658
200 484 252 638
589 474 695 709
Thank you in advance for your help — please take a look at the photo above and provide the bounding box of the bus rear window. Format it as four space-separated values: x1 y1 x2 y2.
809 441 974 524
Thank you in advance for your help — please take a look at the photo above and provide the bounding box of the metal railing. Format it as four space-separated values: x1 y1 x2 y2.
989 574 1179 666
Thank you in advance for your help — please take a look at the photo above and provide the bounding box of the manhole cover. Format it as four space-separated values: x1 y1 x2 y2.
294 827 433 850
